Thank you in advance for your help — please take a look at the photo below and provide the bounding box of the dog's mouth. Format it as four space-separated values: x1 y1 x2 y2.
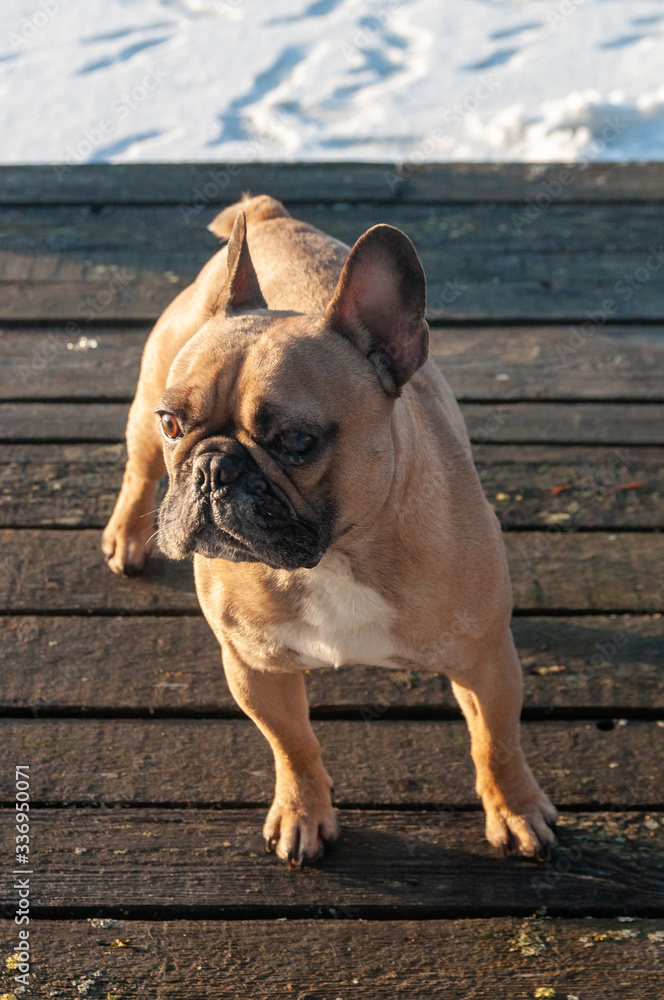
207 479 293 531
194 494 325 569
158 463 330 570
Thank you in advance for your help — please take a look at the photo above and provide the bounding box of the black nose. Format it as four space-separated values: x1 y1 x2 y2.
193 452 244 494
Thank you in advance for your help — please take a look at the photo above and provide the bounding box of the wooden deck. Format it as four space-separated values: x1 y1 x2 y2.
1 163 663 998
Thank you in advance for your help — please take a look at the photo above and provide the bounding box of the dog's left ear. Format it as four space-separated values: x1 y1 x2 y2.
213 210 267 314
325 224 428 395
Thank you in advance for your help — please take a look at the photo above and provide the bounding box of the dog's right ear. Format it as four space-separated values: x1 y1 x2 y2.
211 210 267 315
325 224 428 396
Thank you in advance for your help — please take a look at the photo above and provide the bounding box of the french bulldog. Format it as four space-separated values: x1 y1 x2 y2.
102 194 558 865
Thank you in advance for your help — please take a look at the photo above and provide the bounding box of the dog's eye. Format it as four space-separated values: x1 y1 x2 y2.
272 430 316 465
160 413 181 440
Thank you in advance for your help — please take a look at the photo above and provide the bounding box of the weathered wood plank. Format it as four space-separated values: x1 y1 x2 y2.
0 614 443 714
5 242 663 291
506 531 664 613
1 917 662 1000
3 203 664 320
8 277 664 321
0 276 178 322
1 529 663 613
273 202 664 251
2 444 662 529
0 403 131 442
5 203 664 258
0 328 146 400
0 443 128 527
2 162 663 204
465 404 664 446
0 809 662 913
0 530 198 612
1 718 661 807
430 326 664 402
1 614 662 714
2 402 663 445
5 326 664 402
477 445 664 529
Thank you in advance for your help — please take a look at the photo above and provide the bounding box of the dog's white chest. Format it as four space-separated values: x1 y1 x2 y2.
278 552 397 669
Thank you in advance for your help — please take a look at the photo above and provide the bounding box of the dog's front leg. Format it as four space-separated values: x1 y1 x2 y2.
102 292 211 575
222 643 339 866
450 630 558 859
102 392 165 575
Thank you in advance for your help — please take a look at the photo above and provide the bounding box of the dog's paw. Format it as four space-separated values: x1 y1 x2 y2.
484 790 558 861
101 519 153 576
263 769 339 867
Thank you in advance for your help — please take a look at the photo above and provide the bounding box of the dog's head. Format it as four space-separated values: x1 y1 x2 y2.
157 210 428 570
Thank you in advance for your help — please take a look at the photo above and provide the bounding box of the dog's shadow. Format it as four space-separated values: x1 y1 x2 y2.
138 554 197 596
286 816 664 914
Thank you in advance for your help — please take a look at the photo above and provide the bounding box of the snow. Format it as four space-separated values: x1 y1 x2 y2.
2 0 664 163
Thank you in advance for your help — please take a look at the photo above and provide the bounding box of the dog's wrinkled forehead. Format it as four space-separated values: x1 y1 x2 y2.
162 312 270 420
163 312 371 435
